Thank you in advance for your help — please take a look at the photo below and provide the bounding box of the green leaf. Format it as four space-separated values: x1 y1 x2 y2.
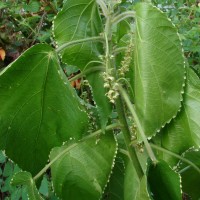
24 1 41 13
87 72 112 129
39 176 49 197
53 0 111 129
103 158 125 200
3 162 13 177
0 150 6 163
134 3 185 139
11 188 23 200
178 149 200 200
147 159 182 200
50 133 117 200
161 68 200 166
11 171 43 200
0 2 7 9
0 44 88 175
124 161 150 200
53 0 102 69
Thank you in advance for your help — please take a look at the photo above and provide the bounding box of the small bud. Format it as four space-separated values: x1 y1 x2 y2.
108 76 115 81
104 83 110 88
98 55 104 60
113 92 119 99
110 55 114 59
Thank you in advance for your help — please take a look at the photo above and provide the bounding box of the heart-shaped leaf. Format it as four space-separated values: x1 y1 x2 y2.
0 44 88 175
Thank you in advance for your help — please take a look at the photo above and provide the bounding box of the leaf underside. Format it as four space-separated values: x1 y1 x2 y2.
134 3 185 139
0 44 88 175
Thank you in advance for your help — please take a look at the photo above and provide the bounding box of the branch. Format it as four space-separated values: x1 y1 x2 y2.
96 0 109 17
68 66 105 82
56 36 104 53
33 123 120 181
150 144 200 174
116 97 144 179
118 86 158 164
112 11 135 24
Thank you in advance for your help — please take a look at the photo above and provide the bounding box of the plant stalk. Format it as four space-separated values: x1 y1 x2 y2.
112 11 135 24
118 86 158 164
96 0 109 17
103 2 144 179
56 36 104 53
150 144 200 174
33 123 120 181
116 97 144 179
113 47 128 55
68 66 105 82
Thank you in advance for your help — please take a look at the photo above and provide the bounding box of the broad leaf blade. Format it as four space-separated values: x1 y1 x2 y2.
124 161 150 200
87 72 112 129
53 0 111 129
161 68 200 165
53 0 102 68
178 149 200 199
0 44 88 175
134 3 185 138
147 159 182 200
50 133 117 200
103 159 125 200
11 171 43 200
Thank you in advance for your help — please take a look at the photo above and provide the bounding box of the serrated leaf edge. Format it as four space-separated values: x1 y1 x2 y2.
137 3 186 141
176 146 200 170
99 135 118 200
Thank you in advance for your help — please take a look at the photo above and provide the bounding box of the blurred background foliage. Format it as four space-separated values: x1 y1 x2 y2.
0 0 63 68
153 0 200 75
0 0 199 199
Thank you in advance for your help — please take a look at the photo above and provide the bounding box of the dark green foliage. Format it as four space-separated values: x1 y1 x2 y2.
0 0 200 199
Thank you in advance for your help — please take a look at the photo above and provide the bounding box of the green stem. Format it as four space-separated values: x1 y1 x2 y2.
68 66 105 82
102 2 143 179
119 148 130 157
112 11 135 24
33 123 120 181
56 36 104 53
104 33 112 73
104 3 112 41
178 166 191 174
150 144 200 174
113 47 128 55
96 0 109 17
116 97 144 179
118 86 157 164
